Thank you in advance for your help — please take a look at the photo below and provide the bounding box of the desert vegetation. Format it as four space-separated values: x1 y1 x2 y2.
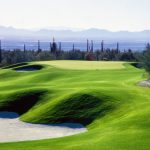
0 40 140 67
141 43 150 76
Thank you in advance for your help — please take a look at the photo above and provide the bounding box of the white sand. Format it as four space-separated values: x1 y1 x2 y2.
139 80 150 87
0 112 87 143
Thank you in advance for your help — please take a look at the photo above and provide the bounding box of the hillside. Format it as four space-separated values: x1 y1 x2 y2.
0 61 149 150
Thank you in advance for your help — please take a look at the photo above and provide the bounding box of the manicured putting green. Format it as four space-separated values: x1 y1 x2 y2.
36 60 125 70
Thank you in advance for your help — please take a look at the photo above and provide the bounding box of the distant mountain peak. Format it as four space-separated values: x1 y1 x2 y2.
0 26 150 41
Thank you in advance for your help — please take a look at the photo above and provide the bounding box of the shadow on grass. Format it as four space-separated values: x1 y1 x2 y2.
0 90 47 115
130 62 143 69
2 62 28 69
46 93 116 126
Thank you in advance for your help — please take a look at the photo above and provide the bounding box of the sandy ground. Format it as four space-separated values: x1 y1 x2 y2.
139 80 150 87
0 112 87 143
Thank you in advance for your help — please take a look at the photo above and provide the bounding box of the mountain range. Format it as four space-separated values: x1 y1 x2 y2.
0 26 150 42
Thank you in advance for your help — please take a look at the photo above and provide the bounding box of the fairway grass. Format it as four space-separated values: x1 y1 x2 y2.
0 61 149 150
36 60 125 70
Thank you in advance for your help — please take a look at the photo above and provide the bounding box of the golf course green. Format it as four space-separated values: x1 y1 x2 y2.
0 60 149 150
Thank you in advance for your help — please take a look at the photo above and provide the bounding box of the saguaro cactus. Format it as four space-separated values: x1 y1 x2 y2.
91 40 94 52
38 40 42 53
87 39 89 52
24 44 26 52
117 42 119 53
51 37 57 54
73 43 75 51
101 40 104 52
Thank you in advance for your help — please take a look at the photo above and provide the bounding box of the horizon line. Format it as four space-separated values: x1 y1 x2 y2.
0 25 150 32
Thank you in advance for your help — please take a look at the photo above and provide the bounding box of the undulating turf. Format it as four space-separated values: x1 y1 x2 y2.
36 60 125 70
0 61 149 150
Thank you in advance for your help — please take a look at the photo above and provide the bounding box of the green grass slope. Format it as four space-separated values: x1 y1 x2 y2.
36 60 125 70
0 61 149 150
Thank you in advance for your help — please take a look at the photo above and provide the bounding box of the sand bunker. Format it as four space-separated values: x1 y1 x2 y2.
15 65 43 72
0 112 87 143
139 80 150 87
16 68 38 72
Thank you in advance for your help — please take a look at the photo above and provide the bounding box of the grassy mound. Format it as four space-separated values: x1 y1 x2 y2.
0 60 149 150
40 93 116 125
21 92 117 125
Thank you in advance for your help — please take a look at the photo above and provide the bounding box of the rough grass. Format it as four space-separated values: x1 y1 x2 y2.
0 60 149 150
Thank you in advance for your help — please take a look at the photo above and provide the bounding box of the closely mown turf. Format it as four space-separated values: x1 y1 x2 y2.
0 61 149 150
36 60 125 70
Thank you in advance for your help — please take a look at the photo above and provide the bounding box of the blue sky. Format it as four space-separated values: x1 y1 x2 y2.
0 0 150 31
